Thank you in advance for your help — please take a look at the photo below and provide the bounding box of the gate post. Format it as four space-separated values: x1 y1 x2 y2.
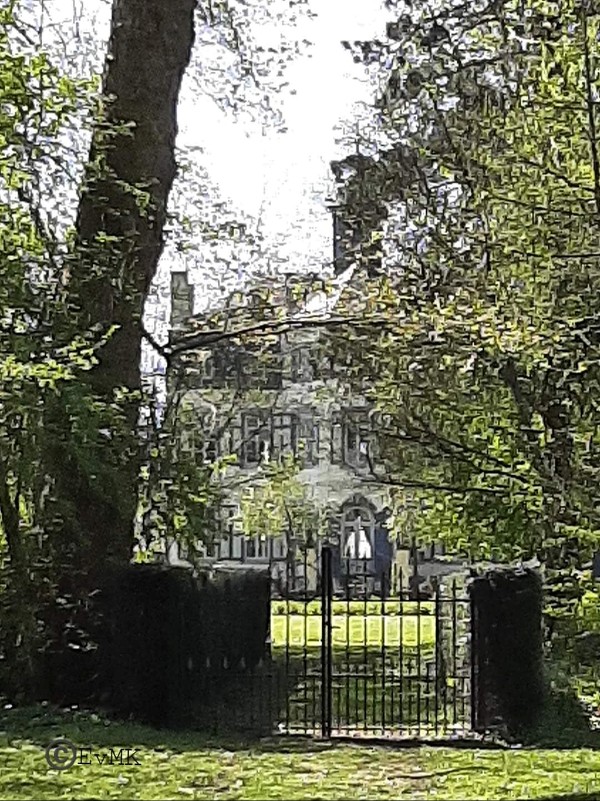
469 567 544 736
320 545 333 738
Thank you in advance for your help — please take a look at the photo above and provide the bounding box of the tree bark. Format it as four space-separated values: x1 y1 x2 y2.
54 0 196 567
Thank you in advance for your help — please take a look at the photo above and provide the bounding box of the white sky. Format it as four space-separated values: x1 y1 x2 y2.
177 0 392 270
43 0 391 272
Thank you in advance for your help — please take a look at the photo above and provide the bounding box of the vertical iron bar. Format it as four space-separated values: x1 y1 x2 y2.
345 551 351 735
452 579 458 727
326 546 333 737
389 578 395 733
267 653 274 736
470 591 478 733
434 582 441 737
321 545 332 738
285 575 290 733
416 586 422 735
303 549 308 734
461 597 467 731
372 660 377 734
425 661 431 733
381 571 387 735
399 569 404 731
362 561 368 732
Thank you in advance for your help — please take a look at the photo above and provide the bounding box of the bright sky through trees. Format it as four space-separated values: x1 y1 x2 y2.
33 0 392 390
44 0 391 271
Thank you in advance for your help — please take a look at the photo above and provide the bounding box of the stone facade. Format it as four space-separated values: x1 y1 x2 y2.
165 267 465 595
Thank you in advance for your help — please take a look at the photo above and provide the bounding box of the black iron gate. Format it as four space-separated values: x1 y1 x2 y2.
262 545 474 739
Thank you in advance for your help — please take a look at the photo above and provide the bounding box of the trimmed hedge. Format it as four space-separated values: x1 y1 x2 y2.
97 563 270 727
271 600 434 616
470 566 544 737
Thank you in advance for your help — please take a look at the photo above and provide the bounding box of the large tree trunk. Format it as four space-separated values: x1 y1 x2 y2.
53 0 196 568
26 0 197 706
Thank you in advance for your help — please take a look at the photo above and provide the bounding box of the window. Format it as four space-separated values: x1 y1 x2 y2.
244 534 270 560
343 412 370 468
241 412 299 465
272 413 297 459
202 354 215 382
204 434 218 464
240 341 282 389
181 420 218 464
216 505 239 557
341 504 375 573
297 412 319 466
331 411 371 467
290 347 312 382
241 412 270 465
200 413 219 463
331 413 343 463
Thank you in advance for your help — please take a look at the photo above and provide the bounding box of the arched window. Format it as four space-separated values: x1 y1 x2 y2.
341 503 375 564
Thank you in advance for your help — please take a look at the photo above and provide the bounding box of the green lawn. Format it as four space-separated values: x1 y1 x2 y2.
271 612 436 649
1 706 600 800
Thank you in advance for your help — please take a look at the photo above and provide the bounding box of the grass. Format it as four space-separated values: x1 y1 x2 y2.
267 601 452 734
1 705 600 800
270 611 436 649
196 651 469 737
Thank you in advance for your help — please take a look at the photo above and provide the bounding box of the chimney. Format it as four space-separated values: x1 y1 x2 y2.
332 205 356 277
170 270 193 334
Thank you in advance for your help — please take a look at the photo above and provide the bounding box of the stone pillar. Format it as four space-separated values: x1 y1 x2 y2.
470 567 544 736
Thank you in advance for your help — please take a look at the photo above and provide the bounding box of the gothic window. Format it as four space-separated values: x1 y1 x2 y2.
341 504 375 573
331 413 343 463
343 412 370 468
331 411 371 467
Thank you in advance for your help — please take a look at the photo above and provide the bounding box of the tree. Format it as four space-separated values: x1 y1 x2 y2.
329 0 600 586
0 0 316 698
240 455 323 587
42 0 197 578
0 0 106 693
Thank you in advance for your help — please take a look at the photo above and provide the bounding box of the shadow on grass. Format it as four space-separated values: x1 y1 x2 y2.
0 703 334 755
520 684 600 750
532 795 600 801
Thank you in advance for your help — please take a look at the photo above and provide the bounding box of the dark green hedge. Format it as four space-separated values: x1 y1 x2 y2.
470 567 544 737
97 563 270 727
270 600 434 616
